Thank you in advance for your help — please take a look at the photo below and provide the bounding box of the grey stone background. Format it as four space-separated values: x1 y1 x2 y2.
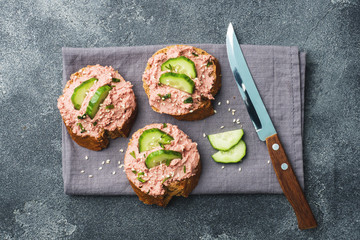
1 0 359 239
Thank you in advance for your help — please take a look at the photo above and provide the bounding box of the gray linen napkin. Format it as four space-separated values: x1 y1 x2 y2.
61 44 305 195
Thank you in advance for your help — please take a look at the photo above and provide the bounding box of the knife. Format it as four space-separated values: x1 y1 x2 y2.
226 23 317 230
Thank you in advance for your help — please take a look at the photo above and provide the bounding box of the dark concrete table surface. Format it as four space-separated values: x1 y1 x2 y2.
1 0 359 239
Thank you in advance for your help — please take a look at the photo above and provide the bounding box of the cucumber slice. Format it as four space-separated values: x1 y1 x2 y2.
145 150 182 169
85 85 112 119
159 72 195 94
161 56 197 79
138 128 174 153
212 140 246 163
71 78 97 110
208 129 244 151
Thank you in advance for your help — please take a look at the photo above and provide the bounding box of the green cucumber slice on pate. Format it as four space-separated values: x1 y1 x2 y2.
159 72 195 94
138 128 174 153
161 56 197 79
207 129 244 151
212 140 246 163
85 85 112 119
71 78 97 110
145 150 182 169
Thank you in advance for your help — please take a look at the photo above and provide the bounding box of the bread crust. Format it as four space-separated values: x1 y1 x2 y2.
60 65 137 151
128 161 201 207
126 124 201 207
62 105 137 151
143 45 221 121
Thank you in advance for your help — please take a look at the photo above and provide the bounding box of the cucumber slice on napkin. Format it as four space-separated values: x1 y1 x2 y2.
71 78 97 110
207 129 244 151
212 140 246 163
139 128 174 153
161 56 197 79
159 72 195 94
85 85 112 119
145 150 182 169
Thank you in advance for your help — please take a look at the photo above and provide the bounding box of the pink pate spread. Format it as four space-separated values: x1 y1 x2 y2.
124 123 200 196
142 45 216 115
57 64 136 138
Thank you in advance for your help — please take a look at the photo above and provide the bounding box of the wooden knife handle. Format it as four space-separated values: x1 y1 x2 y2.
266 133 317 230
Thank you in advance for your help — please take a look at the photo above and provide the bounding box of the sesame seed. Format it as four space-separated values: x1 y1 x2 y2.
238 167 242 172
228 108 231 112
189 110 193 113
232 109 236 113
214 110 217 113
218 102 221 105
80 170 85 173
226 100 230 104
220 126 224 129
101 161 105 165
268 160 271 164
106 159 110 164
98 167 103 170
118 161 121 164
118 164 124 169
203 133 206 138
88 175 93 178
221 166 225 169
233 119 236 123
119 149 124 152
112 171 116 175
232 112 235 115
84 156 89 160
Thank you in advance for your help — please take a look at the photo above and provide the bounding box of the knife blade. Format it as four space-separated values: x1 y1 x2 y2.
226 23 317 230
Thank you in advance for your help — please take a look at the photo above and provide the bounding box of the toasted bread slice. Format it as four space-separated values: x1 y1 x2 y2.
124 123 201 206
143 45 221 121
58 65 137 151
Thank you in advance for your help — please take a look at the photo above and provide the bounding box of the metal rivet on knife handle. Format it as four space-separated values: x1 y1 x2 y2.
281 163 288 170
272 143 279 151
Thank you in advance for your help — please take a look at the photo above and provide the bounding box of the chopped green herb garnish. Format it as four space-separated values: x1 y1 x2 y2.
161 176 172 184
77 114 87 119
106 104 114 109
112 78 121 82
192 52 198 57
147 190 150 194
137 172 144 176
159 142 165 149
76 123 86 133
93 121 97 126
163 123 167 128
183 165 186 173
144 154 146 158
110 85 116 88
137 177 147 183
184 97 193 103
132 170 137 174
158 93 171 101
130 151 136 159
165 159 172 166
165 64 174 72
206 61 213 67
